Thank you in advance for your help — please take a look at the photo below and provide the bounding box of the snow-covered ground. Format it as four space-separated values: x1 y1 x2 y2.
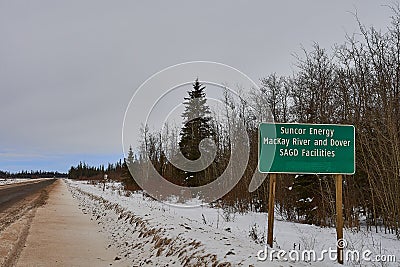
0 178 38 186
66 179 400 266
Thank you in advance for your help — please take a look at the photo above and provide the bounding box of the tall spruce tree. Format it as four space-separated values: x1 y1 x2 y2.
179 78 214 186
121 145 139 190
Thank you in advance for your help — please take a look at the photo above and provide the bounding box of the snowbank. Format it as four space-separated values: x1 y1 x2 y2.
67 180 399 266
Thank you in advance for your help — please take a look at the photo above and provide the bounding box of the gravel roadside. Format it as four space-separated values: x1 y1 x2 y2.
16 179 127 267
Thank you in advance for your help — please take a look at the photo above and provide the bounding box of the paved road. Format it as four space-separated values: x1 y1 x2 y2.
0 179 56 212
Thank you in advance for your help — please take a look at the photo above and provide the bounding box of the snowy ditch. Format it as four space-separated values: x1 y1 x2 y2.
66 180 400 267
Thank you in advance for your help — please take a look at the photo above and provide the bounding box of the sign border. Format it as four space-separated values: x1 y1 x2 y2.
258 122 356 175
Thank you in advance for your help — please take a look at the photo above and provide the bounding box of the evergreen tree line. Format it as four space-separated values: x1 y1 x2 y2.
68 153 140 191
131 7 400 237
68 160 123 180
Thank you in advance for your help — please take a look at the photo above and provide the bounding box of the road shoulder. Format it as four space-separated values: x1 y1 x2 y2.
16 179 125 267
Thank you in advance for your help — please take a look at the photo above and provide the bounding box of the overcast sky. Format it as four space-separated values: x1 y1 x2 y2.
0 0 393 172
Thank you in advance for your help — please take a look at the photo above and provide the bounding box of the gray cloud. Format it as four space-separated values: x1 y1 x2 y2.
0 0 391 170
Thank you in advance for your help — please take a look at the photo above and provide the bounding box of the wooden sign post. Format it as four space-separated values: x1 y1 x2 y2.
259 123 355 265
267 173 276 247
335 174 344 264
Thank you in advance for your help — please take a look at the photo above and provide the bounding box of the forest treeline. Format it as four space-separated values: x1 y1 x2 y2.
128 7 400 237
68 161 124 180
70 7 400 237
68 148 139 191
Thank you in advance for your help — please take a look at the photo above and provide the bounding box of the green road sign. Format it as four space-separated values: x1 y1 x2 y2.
258 123 355 174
